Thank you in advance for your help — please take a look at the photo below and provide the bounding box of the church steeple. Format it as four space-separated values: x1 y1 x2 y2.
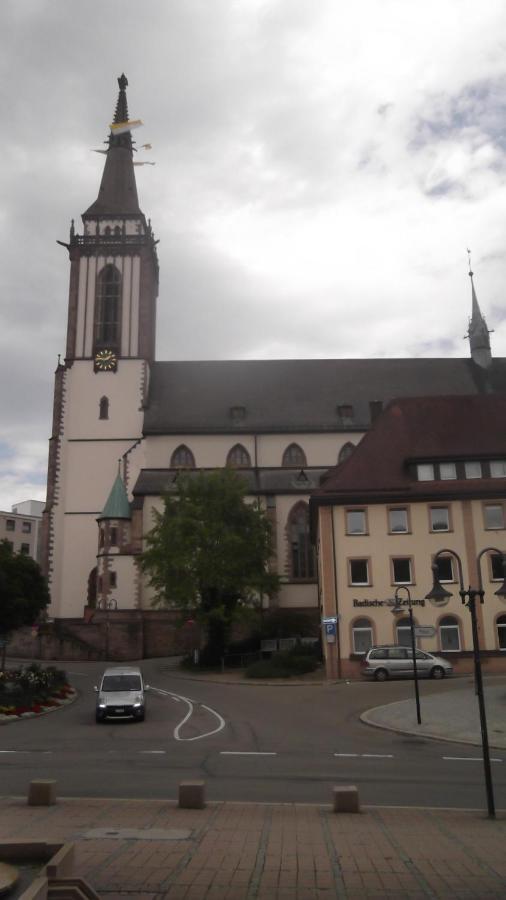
466 256 492 369
84 74 141 217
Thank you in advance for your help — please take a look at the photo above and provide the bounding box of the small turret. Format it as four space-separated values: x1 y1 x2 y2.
466 257 493 369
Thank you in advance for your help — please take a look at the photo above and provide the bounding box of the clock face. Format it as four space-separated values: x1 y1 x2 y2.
94 349 118 372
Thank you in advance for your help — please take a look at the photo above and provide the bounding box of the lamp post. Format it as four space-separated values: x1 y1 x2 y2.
391 586 421 725
425 547 506 820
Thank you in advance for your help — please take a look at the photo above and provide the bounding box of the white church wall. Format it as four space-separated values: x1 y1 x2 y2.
63 360 145 439
255 433 363 467
110 556 139 609
62 442 136 511
59 515 99 618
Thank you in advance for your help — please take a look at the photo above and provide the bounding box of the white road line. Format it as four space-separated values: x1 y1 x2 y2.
334 753 358 757
334 753 394 759
151 686 226 741
140 750 166 754
220 751 277 756
443 756 503 763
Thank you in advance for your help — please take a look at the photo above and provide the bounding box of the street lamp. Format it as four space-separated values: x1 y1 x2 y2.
425 547 506 820
391 586 421 725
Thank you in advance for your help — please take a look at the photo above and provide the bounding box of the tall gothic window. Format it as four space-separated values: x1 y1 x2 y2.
282 443 307 467
94 265 121 348
99 396 109 420
288 502 315 579
227 444 251 468
171 444 195 468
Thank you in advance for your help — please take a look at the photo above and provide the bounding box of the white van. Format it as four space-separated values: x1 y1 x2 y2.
95 666 149 722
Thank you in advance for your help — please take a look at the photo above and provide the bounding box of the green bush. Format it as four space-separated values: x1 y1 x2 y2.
245 650 319 678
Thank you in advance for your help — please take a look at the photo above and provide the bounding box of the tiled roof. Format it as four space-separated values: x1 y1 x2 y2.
314 394 506 503
133 467 330 497
143 358 506 435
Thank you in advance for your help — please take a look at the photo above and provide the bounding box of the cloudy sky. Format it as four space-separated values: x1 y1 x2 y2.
1 0 506 511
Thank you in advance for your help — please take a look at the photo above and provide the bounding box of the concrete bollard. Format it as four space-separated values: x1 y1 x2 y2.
332 784 360 813
178 780 206 809
28 780 57 807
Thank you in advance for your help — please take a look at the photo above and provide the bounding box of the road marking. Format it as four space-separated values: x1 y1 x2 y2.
220 751 277 756
334 753 394 759
151 687 226 741
140 750 166 754
443 756 503 763
334 753 358 757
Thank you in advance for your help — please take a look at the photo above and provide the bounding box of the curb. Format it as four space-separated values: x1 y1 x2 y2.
0 689 78 725
360 704 506 750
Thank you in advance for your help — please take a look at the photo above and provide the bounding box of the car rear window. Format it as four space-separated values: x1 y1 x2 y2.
102 675 141 691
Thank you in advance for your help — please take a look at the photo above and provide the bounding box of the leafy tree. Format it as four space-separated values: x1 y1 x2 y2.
0 541 50 670
138 469 280 664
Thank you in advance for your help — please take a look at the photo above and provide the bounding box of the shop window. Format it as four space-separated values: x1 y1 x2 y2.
282 443 307 467
392 558 413 585
352 618 373 654
497 615 506 650
227 444 251 468
346 509 367 535
349 558 369 586
288 503 315 579
439 615 460 652
430 506 449 532
171 444 195 468
389 508 408 533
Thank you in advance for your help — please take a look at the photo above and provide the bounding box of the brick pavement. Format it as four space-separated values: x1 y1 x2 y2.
1 797 506 899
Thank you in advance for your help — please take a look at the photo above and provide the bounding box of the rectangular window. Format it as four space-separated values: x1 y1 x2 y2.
436 556 454 583
22 521 32 533
490 460 506 478
484 504 504 530
491 554 505 581
346 510 367 535
417 464 434 481
110 572 117 588
389 508 408 533
392 557 413 584
5 519 15 532
430 506 450 532
352 627 373 654
349 559 369 585
440 624 460 652
109 527 118 546
439 462 457 480
20 543 30 555
464 461 481 479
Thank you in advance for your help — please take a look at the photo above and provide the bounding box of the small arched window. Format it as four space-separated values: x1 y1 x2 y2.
338 442 355 464
439 615 460 652
99 396 109 420
171 444 195 468
94 264 121 348
288 502 315 579
282 443 307 467
352 618 373 654
395 617 413 647
497 615 506 650
227 444 251 468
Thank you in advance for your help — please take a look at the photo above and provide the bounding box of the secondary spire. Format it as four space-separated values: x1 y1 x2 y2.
466 251 493 369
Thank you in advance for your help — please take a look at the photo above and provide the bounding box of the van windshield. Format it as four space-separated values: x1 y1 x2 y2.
102 675 141 691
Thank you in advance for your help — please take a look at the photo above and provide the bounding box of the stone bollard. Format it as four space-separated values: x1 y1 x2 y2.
178 780 206 809
28 780 57 807
332 784 360 813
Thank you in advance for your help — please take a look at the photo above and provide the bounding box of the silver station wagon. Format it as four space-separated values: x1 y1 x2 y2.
361 645 453 681
95 666 149 722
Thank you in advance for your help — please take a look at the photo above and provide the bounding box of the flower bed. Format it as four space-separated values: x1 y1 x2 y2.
0 664 76 721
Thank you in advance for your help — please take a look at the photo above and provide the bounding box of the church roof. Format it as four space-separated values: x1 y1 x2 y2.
132 467 331 498
143 357 506 435
98 472 131 520
84 74 142 218
312 394 506 505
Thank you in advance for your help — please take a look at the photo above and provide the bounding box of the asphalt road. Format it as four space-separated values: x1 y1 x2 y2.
1 659 505 810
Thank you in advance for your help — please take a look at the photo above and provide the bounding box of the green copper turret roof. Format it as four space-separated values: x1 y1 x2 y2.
98 472 131 520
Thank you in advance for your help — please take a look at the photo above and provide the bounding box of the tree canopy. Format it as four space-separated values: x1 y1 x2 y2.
138 469 280 662
0 540 49 636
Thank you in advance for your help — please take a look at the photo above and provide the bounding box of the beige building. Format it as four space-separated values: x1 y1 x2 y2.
312 395 506 679
41 76 506 650
0 500 44 562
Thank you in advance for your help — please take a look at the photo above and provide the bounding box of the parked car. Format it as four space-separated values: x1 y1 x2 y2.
361 645 453 681
95 666 149 722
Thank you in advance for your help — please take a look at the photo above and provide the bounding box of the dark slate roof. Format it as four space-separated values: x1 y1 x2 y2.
133 468 331 497
143 358 506 434
313 394 506 505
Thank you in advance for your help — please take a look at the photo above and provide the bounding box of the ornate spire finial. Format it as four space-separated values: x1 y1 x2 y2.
467 247 473 277
113 73 129 126
117 458 122 475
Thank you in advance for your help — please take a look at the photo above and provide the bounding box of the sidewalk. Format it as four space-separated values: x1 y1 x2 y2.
2 795 506 899
361 681 506 749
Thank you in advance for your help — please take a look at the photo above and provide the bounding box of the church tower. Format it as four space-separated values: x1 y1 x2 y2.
42 75 158 619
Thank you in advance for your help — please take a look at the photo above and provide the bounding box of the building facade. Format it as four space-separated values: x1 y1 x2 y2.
1 500 44 562
41 76 506 653
312 396 506 679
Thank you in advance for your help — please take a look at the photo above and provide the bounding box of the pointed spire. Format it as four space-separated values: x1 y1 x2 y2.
84 74 142 217
466 252 493 369
98 470 131 520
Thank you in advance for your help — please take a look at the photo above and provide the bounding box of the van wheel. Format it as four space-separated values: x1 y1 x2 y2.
431 666 445 679
374 668 389 682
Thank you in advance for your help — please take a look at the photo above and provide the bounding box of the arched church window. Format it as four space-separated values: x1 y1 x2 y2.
99 396 109 420
338 442 355 463
94 264 121 348
288 502 315 579
282 443 307 467
171 444 195 468
227 444 251 468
